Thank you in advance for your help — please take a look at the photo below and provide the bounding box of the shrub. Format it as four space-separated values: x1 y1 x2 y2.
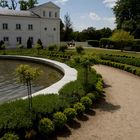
59 45 68 52
76 46 84 54
48 45 57 51
35 43 42 54
63 108 77 121
73 102 85 115
38 118 54 135
37 39 43 49
88 40 99 47
80 96 92 110
53 112 67 128
1 133 19 140
86 93 96 101
96 78 103 93
17 44 24 49
0 40 4 49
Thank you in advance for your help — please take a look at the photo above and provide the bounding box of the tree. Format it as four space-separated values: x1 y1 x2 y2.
19 0 28 10
28 0 37 9
60 19 65 41
0 0 17 10
16 64 42 111
113 0 140 38
63 13 73 41
27 38 32 49
110 29 134 51
81 56 98 92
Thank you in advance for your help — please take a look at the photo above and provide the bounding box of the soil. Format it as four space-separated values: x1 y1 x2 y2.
50 65 140 140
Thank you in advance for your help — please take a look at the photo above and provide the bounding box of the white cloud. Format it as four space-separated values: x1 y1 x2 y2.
55 0 69 5
103 17 115 23
89 12 101 21
103 0 117 8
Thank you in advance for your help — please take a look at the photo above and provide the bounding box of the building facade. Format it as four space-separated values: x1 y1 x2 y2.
0 1 60 48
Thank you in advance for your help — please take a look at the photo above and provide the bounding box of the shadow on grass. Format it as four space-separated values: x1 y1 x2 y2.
67 119 81 129
94 97 121 113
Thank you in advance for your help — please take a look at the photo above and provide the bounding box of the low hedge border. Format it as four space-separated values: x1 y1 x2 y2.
100 60 140 76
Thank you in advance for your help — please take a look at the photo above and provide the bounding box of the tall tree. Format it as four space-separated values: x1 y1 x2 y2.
16 64 42 111
19 0 28 10
63 13 73 41
28 0 37 9
0 0 17 9
113 0 140 38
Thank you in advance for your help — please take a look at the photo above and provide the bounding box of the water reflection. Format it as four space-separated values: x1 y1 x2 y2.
0 59 63 103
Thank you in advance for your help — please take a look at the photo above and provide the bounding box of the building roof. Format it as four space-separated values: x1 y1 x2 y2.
0 8 39 18
30 1 60 11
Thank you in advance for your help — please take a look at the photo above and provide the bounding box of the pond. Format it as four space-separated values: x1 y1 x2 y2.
0 59 63 103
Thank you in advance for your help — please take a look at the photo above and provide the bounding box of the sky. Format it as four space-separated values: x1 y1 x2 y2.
39 0 117 31
0 0 117 31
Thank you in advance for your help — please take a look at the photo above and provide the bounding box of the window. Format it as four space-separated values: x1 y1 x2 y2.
55 12 57 18
3 23 8 30
43 11 45 17
28 24 33 30
16 24 21 30
17 37 22 44
3 37 9 42
53 27 56 31
49 11 52 17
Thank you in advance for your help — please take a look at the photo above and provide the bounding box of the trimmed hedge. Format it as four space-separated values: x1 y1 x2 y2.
80 96 92 110
64 108 77 121
100 54 140 67
88 40 99 47
100 60 140 76
73 102 85 115
53 112 67 128
38 118 54 135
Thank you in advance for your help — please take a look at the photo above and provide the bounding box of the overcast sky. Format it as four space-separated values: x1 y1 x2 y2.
40 0 117 31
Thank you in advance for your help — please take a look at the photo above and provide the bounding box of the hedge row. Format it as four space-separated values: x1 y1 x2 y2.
100 60 140 76
100 38 140 51
100 54 140 67
0 92 101 139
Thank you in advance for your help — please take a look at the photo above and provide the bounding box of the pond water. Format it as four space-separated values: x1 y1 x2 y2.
0 59 63 103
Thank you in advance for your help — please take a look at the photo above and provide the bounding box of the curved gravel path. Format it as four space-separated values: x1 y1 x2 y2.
56 65 140 140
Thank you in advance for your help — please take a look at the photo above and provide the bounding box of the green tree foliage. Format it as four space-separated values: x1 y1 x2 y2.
28 0 37 9
19 0 28 10
63 13 73 41
1 133 19 140
111 29 134 41
15 64 42 110
110 30 134 51
113 0 140 38
0 0 17 10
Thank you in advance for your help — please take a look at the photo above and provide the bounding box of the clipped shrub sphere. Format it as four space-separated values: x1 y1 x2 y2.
39 118 54 135
64 108 77 121
73 102 85 115
86 93 96 101
80 96 92 109
53 112 67 128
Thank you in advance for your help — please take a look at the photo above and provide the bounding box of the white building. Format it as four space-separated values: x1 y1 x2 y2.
0 1 60 48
